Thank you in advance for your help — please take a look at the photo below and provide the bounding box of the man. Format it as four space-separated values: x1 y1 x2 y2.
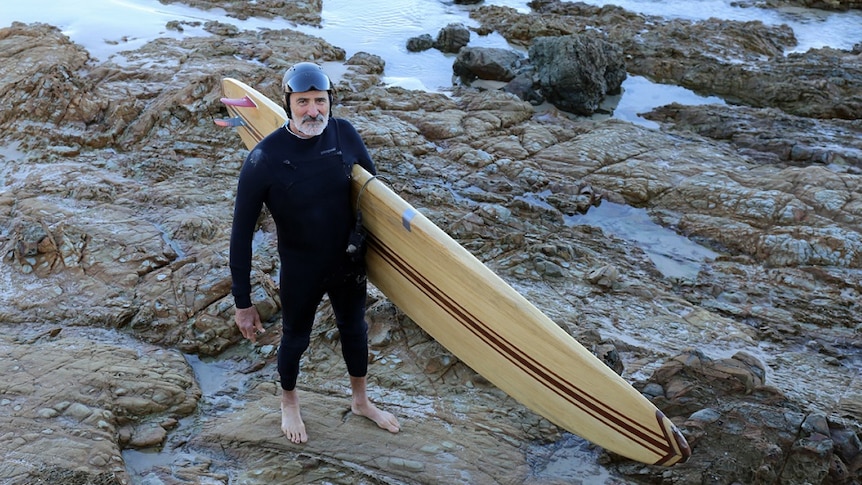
229 62 400 444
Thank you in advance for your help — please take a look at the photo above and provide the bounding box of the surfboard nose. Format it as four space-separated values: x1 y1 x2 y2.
654 411 692 465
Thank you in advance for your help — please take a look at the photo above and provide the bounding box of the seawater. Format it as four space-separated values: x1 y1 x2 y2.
567 202 720 281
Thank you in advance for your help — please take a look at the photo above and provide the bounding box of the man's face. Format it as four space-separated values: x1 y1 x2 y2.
288 90 329 137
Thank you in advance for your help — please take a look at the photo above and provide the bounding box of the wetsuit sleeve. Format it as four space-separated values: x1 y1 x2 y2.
338 119 377 175
229 148 269 309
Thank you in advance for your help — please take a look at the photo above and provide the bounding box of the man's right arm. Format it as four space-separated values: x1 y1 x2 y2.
229 148 267 309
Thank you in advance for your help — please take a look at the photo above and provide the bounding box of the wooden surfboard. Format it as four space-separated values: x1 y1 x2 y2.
219 77 691 466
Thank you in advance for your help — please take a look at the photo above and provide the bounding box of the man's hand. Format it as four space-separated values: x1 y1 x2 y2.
235 306 265 343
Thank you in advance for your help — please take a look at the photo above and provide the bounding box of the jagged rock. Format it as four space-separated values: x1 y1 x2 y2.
406 33 434 52
453 46 525 83
528 31 626 115
434 22 471 53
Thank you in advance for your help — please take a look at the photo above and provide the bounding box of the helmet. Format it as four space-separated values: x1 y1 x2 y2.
282 62 332 93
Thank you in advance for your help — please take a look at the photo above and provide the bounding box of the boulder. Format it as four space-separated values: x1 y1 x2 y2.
452 46 525 83
528 32 626 115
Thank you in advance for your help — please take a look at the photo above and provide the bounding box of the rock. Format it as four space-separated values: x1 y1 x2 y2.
643 103 862 169
128 423 169 448
0 331 199 483
502 72 543 105
452 46 524 83
158 0 324 24
434 23 471 53
641 349 859 484
528 32 626 115
738 0 862 12
406 34 434 52
586 264 620 289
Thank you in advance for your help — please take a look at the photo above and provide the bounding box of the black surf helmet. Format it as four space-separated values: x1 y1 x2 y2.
282 62 334 118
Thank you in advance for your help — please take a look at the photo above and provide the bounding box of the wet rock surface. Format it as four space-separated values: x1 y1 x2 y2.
738 0 862 11
0 1 860 484
472 0 862 118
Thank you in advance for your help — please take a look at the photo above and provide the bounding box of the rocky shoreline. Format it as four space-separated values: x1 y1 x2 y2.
0 1 860 484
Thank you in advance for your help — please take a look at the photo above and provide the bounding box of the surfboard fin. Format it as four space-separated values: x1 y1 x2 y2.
214 117 245 127
220 96 257 108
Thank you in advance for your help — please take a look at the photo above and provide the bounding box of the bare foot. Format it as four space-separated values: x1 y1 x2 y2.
352 399 400 433
281 391 307 444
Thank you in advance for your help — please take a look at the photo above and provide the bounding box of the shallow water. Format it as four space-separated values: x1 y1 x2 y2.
567 201 720 281
527 433 613 483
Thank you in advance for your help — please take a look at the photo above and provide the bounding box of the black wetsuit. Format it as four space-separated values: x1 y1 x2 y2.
229 118 376 390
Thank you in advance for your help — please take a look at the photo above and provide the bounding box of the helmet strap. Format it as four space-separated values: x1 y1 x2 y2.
283 93 292 119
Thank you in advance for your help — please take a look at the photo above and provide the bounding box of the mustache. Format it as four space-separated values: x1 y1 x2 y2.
302 114 325 123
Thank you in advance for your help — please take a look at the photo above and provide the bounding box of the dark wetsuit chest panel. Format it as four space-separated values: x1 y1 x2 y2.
269 151 351 254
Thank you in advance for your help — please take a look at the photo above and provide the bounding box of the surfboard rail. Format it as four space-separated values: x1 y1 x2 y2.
218 77 691 466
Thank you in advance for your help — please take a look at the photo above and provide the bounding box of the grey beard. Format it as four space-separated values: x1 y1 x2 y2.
296 115 328 137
